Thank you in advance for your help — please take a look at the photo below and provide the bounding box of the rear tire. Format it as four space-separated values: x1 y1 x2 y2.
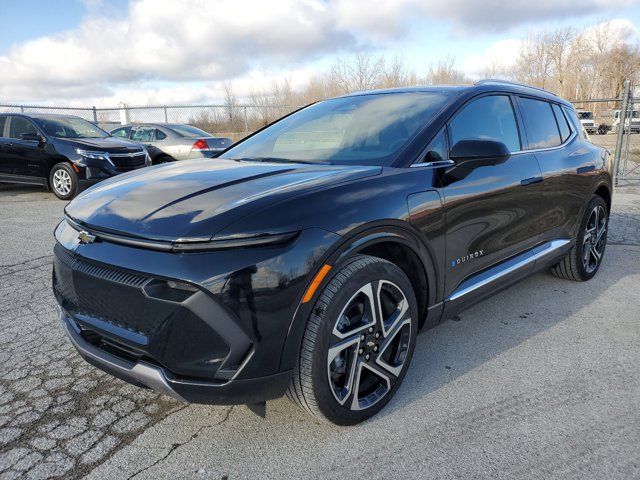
49 163 78 200
551 195 608 281
287 255 418 425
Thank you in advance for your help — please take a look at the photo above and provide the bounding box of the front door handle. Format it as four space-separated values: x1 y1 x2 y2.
521 176 543 186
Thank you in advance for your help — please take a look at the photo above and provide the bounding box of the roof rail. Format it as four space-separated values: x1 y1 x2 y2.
475 79 557 97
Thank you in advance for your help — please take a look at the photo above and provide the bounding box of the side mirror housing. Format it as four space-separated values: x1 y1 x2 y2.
21 132 45 145
449 139 510 168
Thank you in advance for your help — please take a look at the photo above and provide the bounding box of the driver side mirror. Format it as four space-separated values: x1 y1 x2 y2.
21 132 45 145
449 139 510 168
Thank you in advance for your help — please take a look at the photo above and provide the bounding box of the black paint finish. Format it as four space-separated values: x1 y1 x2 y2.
52 83 612 404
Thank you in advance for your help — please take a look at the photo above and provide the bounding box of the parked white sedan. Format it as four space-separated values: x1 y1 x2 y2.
111 123 232 164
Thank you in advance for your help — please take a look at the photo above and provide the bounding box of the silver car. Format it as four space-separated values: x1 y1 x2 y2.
110 123 232 163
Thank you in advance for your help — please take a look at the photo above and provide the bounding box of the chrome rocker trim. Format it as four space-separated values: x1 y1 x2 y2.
448 239 570 302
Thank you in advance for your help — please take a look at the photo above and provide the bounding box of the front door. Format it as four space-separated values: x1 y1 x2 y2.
440 94 545 304
4 116 45 177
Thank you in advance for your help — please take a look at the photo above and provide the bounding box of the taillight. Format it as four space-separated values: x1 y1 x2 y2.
192 139 209 151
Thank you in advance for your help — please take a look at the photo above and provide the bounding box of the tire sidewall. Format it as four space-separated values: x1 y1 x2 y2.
310 259 419 425
49 163 78 200
575 195 608 280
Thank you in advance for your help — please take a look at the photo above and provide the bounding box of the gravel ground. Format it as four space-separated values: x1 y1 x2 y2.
0 183 639 479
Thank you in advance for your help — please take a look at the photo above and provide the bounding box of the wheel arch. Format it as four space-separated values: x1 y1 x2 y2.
278 221 440 373
593 182 611 215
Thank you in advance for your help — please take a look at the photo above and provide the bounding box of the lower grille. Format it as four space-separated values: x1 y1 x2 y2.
52 244 230 380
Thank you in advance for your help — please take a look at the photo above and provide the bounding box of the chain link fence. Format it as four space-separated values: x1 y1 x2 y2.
1 86 638 183
570 81 639 186
0 103 304 144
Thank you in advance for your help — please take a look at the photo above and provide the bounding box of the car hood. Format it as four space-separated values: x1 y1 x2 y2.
65 159 381 241
56 136 141 151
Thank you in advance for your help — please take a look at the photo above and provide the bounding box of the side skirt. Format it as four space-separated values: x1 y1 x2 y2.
0 173 47 187
441 239 571 320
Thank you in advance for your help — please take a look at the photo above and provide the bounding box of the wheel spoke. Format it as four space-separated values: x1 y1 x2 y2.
327 335 361 405
590 245 601 261
375 317 411 377
332 282 377 339
349 360 391 411
376 280 409 337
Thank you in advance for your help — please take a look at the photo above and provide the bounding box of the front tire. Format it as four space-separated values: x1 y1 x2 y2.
551 195 608 281
49 163 78 200
288 255 418 425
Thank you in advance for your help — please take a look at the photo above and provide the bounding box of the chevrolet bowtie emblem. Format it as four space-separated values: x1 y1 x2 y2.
78 230 97 244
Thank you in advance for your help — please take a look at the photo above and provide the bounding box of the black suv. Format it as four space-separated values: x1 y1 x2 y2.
0 114 150 200
52 81 611 425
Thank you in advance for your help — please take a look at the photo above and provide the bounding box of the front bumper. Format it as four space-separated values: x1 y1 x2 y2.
58 306 291 404
52 221 339 404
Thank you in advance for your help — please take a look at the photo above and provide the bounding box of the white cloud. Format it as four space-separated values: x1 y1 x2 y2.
422 0 635 33
0 0 636 104
461 39 522 77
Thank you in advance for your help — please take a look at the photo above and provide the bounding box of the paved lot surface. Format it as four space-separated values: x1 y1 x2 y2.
0 183 639 479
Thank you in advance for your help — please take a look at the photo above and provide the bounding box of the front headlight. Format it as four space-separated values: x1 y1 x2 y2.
75 149 115 167
171 231 300 252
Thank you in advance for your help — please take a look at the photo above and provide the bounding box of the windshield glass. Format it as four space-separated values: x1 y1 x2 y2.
219 92 452 166
33 117 109 139
168 125 212 137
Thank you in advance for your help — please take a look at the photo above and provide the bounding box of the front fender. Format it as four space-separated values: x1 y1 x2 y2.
278 220 443 373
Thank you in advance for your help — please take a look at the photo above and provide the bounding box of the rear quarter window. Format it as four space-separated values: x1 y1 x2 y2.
551 104 571 142
519 97 562 149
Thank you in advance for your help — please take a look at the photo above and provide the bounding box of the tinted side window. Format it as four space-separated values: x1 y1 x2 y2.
449 95 520 152
562 106 587 139
420 129 447 164
112 126 131 138
8 117 38 140
156 129 167 140
131 127 154 142
519 98 561 149
551 104 571 142
0 117 6 136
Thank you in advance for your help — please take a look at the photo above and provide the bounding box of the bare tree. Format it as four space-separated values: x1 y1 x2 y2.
330 52 384 93
426 56 469 85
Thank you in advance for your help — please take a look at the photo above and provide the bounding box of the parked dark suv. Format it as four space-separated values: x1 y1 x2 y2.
0 114 150 200
52 81 612 425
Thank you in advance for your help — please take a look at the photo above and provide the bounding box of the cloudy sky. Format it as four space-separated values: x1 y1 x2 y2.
0 0 638 106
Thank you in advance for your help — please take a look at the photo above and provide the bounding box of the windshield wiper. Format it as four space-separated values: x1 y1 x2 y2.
231 157 332 165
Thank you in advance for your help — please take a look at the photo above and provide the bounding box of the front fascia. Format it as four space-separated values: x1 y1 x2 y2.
55 220 340 380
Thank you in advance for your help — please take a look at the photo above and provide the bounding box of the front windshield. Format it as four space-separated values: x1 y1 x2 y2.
219 92 452 166
33 117 109 139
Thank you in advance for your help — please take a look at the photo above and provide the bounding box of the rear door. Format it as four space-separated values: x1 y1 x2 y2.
517 97 593 242
4 116 45 177
440 94 545 303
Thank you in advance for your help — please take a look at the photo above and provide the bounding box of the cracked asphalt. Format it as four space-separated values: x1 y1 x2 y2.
1 183 639 479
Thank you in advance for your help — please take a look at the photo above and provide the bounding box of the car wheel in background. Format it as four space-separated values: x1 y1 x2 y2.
49 163 78 200
551 195 608 281
287 255 418 425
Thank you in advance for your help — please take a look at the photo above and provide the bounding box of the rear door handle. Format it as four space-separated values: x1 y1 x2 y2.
521 176 543 186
